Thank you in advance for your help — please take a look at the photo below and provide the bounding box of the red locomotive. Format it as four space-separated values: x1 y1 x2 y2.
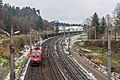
30 47 42 65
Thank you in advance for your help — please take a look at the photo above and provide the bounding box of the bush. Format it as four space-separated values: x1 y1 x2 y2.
0 57 9 67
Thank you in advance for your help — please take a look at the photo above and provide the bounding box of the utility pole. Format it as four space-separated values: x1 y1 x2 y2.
55 20 59 35
68 29 70 54
29 15 32 51
37 10 42 46
10 25 15 80
107 14 112 80
30 28 32 50
64 27 65 37
87 25 89 40
47 27 48 39
54 26 56 36
114 26 117 41
39 29 41 46
64 27 65 44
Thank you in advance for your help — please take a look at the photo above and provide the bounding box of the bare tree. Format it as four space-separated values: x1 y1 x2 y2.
84 18 92 40
113 3 120 41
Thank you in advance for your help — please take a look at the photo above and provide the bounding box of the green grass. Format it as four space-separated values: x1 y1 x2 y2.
0 57 10 79
77 37 83 40
0 57 9 67
77 36 87 40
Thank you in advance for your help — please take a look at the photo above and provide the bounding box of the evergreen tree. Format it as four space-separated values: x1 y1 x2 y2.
99 17 107 37
91 12 100 39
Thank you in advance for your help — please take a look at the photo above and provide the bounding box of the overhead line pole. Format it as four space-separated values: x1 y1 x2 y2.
64 27 65 44
39 29 41 46
29 16 32 51
107 15 112 80
68 29 70 54
10 25 15 80
30 28 32 51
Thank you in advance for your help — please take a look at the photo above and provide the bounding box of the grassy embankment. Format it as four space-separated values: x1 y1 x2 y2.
0 34 30 78
0 31 39 78
73 36 120 73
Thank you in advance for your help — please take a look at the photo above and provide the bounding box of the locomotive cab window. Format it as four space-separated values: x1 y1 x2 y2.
32 52 40 58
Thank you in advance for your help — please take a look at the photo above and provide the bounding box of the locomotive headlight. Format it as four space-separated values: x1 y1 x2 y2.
34 58 37 61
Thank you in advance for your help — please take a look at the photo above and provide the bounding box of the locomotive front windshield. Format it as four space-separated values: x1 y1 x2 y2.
32 52 40 58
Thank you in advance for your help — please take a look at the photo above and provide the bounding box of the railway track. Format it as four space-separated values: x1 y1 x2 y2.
25 63 44 80
25 36 66 80
29 66 43 80
56 38 90 80
44 36 65 80
24 35 89 80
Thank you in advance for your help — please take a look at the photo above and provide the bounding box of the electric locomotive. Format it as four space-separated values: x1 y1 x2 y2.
30 47 42 65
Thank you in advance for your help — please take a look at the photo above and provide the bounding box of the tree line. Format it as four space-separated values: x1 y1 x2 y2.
85 13 107 39
0 0 52 34
85 3 120 40
50 20 81 27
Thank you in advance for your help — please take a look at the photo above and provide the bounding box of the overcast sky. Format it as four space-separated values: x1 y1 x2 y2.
3 0 120 24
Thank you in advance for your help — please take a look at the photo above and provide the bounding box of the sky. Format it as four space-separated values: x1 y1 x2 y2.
3 0 120 24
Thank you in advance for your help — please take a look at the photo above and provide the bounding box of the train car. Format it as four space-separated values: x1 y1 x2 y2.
30 47 42 65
